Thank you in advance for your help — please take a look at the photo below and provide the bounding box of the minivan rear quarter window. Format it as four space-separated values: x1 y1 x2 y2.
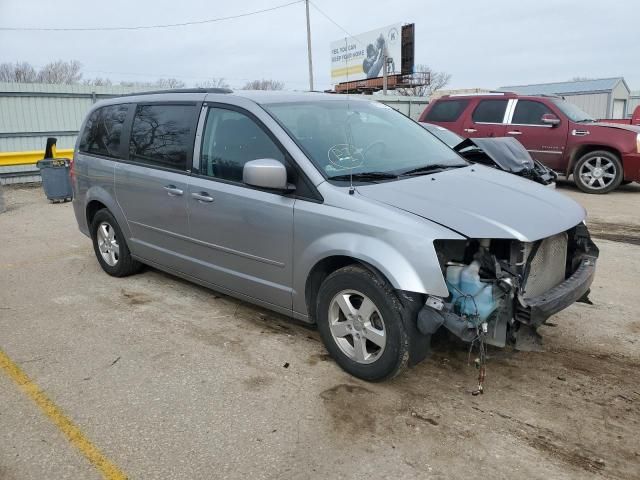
79 104 129 158
472 99 508 123
129 104 197 171
425 100 469 122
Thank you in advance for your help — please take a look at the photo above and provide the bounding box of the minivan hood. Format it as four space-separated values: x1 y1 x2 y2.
356 166 585 242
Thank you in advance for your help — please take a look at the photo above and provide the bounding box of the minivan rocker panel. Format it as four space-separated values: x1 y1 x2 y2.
357 165 586 242
72 89 597 382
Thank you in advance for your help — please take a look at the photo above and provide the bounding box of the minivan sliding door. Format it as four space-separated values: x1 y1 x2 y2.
115 103 198 270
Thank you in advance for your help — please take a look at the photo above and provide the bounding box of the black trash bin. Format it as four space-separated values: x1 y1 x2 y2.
36 158 73 203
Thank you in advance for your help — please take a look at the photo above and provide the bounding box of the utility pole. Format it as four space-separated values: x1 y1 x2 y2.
305 0 314 91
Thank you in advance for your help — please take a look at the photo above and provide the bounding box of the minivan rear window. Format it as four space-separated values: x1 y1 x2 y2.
472 100 508 123
129 104 197 171
79 104 129 158
424 100 469 122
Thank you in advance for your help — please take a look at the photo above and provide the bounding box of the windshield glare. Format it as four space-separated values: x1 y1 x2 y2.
550 98 594 122
420 123 464 148
264 100 467 179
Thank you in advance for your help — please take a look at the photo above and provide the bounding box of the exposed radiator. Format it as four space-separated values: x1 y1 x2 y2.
522 232 568 299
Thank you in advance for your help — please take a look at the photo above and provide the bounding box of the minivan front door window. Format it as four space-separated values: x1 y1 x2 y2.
200 108 285 182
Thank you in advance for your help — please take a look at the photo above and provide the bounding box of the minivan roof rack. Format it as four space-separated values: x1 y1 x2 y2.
123 87 233 96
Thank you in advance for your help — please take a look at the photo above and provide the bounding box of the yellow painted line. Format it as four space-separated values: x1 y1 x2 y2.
0 348 127 480
0 149 74 167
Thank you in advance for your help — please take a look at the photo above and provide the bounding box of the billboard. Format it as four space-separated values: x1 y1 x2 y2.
330 23 402 84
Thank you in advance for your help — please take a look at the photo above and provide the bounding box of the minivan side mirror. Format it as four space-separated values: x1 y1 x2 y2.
541 113 561 127
243 159 290 191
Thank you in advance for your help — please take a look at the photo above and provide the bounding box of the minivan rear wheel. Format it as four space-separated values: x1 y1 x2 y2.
316 265 409 381
574 151 623 194
90 209 141 277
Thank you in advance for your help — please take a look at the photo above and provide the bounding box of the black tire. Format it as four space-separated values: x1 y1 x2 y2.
573 150 623 194
90 209 141 277
316 265 410 381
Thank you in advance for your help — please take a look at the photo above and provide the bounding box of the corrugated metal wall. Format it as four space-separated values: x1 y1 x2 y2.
373 96 429 120
0 82 145 152
562 93 609 119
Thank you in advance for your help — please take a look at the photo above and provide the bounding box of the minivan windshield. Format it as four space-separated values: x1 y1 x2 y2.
550 98 594 122
264 100 467 180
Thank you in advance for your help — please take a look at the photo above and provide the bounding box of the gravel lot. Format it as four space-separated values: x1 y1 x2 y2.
1 181 639 480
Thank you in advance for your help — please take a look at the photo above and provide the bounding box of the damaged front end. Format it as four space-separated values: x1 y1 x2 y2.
418 223 599 350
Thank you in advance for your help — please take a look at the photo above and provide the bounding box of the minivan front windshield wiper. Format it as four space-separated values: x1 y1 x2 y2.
399 163 467 177
329 171 399 182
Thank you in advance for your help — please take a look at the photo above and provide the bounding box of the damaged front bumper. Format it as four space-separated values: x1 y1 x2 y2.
518 255 596 327
419 223 599 349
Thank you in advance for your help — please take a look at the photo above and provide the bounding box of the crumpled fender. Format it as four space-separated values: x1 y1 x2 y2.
293 232 452 315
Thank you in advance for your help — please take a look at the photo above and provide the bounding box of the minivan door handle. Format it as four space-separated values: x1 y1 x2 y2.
163 185 184 196
191 192 214 203
507 130 522 135
463 128 477 133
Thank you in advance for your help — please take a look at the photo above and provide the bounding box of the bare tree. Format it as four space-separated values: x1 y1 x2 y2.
242 79 284 90
83 77 113 86
196 77 230 89
396 64 451 97
36 60 83 84
155 78 186 89
119 78 186 89
0 61 38 82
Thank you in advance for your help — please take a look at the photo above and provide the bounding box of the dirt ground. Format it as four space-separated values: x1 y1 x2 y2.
1 181 639 480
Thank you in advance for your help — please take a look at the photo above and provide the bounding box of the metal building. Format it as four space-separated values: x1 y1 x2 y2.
499 77 631 119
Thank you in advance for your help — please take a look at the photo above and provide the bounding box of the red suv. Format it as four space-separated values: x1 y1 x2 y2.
419 93 640 193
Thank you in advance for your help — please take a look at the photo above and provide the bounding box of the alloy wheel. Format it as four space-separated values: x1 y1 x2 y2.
97 221 120 266
328 289 386 364
578 156 617 190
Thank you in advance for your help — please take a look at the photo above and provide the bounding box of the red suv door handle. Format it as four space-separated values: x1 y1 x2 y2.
463 128 477 133
507 130 522 135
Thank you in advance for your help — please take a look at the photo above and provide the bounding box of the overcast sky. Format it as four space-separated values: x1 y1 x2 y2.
1 0 638 91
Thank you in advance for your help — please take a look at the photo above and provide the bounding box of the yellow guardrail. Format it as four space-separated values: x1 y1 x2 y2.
0 149 74 167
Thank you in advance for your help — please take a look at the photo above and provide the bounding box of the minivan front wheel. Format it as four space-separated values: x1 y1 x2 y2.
316 265 409 381
574 151 623 194
90 209 141 277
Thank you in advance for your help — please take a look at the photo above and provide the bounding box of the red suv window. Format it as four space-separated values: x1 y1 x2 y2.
425 100 469 122
472 100 508 123
512 100 553 125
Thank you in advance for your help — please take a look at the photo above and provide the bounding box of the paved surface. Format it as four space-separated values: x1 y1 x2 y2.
1 182 639 479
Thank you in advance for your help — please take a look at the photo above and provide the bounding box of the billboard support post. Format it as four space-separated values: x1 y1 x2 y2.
382 50 388 95
305 0 314 91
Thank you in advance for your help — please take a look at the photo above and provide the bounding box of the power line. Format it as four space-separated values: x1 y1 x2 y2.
0 0 303 32
308 1 362 45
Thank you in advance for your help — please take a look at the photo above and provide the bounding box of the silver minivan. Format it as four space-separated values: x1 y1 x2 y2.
72 89 598 381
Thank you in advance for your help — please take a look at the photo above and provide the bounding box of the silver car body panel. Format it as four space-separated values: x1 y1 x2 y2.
72 90 587 323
